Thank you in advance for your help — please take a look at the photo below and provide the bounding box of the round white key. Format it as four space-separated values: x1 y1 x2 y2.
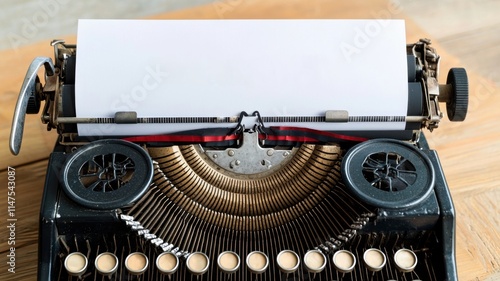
64 252 88 276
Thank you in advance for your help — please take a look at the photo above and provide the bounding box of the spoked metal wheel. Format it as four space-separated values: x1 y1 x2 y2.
342 139 435 209
61 139 153 210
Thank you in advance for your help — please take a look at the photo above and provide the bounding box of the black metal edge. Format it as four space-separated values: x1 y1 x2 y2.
38 153 65 280
424 149 458 281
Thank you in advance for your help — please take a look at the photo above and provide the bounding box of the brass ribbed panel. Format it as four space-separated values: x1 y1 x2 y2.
146 144 341 231
124 143 383 280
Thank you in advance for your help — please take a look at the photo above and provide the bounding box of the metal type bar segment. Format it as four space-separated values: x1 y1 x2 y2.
55 115 424 124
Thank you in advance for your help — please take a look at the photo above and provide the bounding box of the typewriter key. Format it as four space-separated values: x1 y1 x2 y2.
363 248 386 272
246 251 269 274
304 250 326 273
156 252 179 275
277 250 300 274
64 252 88 276
95 252 119 276
333 250 356 273
217 251 240 274
186 252 209 275
125 252 149 275
394 249 418 272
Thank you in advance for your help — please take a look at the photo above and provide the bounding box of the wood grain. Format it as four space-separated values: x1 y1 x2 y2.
0 0 498 280
0 161 46 279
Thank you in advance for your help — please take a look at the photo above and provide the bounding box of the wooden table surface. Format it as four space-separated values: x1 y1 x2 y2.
0 1 498 280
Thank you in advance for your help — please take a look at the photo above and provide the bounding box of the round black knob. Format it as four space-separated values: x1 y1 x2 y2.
26 76 41 114
446 68 468 121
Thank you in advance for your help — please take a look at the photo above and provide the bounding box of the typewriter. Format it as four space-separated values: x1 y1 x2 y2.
10 20 468 281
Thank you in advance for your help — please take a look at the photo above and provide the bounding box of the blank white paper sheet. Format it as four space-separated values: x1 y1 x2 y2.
75 19 408 136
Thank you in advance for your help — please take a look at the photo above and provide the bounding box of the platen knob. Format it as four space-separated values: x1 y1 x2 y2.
26 76 41 114
446 68 469 121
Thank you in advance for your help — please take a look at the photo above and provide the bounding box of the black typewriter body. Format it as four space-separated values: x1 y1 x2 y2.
38 136 458 281
10 33 468 281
